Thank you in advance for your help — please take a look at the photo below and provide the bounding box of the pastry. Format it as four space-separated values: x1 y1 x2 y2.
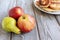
35 0 60 11
36 0 51 7
49 0 60 10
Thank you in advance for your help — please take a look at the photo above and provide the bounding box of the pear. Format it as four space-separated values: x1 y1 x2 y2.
2 17 20 34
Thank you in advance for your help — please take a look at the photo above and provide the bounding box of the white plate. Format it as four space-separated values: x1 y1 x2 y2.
34 0 60 14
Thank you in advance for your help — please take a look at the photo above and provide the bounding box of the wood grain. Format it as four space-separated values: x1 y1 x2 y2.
0 0 16 40
32 4 60 40
1 0 60 40
12 0 39 40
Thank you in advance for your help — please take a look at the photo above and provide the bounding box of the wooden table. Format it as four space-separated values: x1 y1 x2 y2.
0 0 60 40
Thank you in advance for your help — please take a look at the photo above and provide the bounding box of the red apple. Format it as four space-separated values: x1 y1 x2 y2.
9 7 24 19
17 14 36 33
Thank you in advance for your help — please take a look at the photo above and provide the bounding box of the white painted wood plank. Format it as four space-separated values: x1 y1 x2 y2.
0 0 11 40
12 0 39 40
0 0 16 40
33 6 60 40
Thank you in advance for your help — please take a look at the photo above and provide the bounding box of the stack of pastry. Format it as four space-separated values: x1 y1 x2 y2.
36 0 60 11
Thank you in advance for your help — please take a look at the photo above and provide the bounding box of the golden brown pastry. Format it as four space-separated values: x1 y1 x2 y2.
35 0 60 11
49 0 60 10
42 7 59 11
37 0 51 7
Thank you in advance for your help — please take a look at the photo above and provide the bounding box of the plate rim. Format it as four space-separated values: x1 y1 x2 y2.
34 0 60 14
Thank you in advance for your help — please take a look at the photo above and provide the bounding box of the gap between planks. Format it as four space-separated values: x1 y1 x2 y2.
32 3 41 40
54 15 60 26
31 2 60 40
